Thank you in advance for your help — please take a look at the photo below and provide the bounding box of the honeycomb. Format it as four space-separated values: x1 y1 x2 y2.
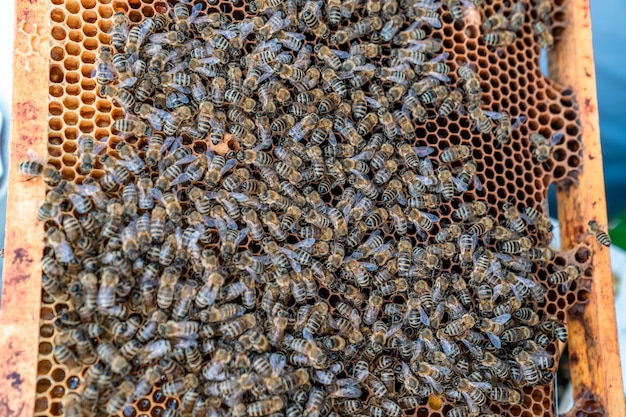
34 0 594 416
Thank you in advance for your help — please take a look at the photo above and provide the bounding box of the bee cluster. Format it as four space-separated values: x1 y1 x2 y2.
26 0 598 416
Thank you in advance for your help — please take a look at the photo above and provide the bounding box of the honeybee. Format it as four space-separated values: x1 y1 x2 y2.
453 201 488 221
519 206 553 234
485 111 526 145
97 342 131 375
441 145 472 163
587 220 610 247
501 326 533 344
483 30 517 47
548 265 581 286
483 11 509 31
105 381 135 415
18 150 62 185
533 21 554 49
502 201 526 233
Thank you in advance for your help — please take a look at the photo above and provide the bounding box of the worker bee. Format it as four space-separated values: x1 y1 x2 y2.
520 206 553 233
548 265 581 286
483 11 509 31
18 150 62 185
531 132 563 162
483 30 517 47
453 201 488 221
484 111 526 145
508 1 525 32
588 220 611 246
534 21 554 50
502 201 526 233
441 145 472 163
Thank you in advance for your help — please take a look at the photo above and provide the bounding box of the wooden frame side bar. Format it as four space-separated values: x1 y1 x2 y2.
0 1 49 417
551 1 625 415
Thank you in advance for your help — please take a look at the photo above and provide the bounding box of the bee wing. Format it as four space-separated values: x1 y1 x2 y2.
327 130 338 147
515 274 538 289
413 146 435 157
175 155 198 166
169 84 192 94
492 313 512 324
451 176 468 192
214 29 238 39
396 192 407 206
27 149 46 164
364 96 382 109
330 48 350 59
170 173 191 187
361 229 381 246
229 192 249 203
76 184 100 195
220 158 238 176
149 32 171 44
426 71 450 83
343 252 363 262
511 115 526 129
439 335 458 356
336 71 354 80
353 64 377 72
459 337 484 358
407 38 441 49
486 332 502 349
188 2 203 23
234 228 249 246
167 61 189 75
278 247 301 272
293 238 315 249
551 132 564 147
519 211 535 225
269 352 286 376
418 210 439 222
492 283 505 301
369 243 392 256
385 322 403 339
93 138 109 155
360 262 378 271
329 385 362 398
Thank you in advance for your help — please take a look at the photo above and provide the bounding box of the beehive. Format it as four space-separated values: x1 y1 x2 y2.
0 0 623 417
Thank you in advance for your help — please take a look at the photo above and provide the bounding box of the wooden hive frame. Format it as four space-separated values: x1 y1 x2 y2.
0 0 623 416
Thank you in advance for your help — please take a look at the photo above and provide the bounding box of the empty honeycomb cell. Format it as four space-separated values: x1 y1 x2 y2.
50 402 63 416
34 398 49 413
36 378 51 394
129 10 144 21
38 359 52 375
